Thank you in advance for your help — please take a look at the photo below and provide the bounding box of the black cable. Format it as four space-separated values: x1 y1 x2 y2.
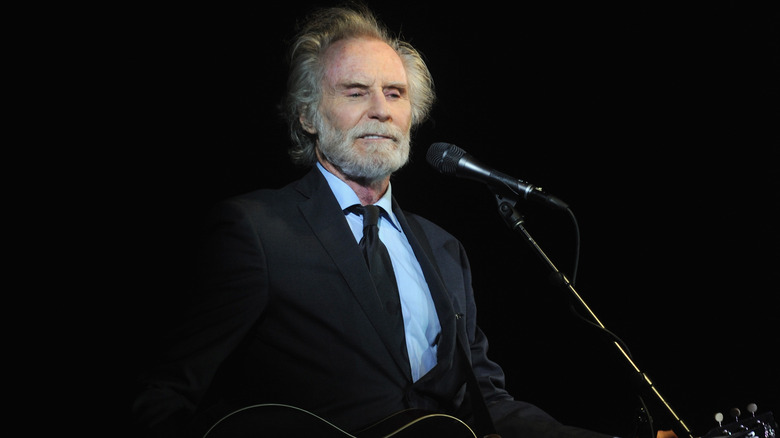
566 207 580 287
565 207 654 438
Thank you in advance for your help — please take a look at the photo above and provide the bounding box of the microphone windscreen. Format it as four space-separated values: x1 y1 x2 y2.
426 142 464 175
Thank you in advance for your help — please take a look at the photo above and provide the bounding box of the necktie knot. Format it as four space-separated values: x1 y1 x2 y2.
348 204 381 229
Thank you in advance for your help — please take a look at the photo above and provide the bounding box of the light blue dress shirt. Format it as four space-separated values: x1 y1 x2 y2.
316 163 440 381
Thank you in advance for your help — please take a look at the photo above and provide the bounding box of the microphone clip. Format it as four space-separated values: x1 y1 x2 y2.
491 188 525 231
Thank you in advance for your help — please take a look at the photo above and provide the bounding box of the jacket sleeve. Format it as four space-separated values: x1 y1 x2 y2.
132 199 270 437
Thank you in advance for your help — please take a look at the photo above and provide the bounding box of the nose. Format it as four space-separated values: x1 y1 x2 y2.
367 92 391 122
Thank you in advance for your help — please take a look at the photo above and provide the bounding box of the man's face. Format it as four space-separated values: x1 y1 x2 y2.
308 37 413 182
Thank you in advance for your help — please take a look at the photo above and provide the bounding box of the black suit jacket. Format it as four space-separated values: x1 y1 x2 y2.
133 168 614 438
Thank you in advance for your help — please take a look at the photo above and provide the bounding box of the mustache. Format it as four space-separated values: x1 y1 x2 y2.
349 122 404 142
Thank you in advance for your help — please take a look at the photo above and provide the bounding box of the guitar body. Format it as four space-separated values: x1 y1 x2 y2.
202 403 478 438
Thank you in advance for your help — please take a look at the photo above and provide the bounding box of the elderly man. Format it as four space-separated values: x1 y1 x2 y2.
132 5 617 438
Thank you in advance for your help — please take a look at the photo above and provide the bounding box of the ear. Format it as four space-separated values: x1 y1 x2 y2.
299 113 317 134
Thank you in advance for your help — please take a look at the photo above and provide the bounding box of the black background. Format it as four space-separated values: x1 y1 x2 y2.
106 2 778 436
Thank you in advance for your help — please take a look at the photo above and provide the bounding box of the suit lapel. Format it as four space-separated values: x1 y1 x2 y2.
294 169 413 379
391 199 459 374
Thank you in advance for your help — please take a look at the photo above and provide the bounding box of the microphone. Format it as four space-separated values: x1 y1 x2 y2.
426 142 568 210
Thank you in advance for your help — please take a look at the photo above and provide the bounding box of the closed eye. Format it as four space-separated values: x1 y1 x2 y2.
385 84 407 99
340 83 370 98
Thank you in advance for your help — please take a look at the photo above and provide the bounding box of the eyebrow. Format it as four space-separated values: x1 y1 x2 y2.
385 82 408 92
337 82 370 90
337 81 407 92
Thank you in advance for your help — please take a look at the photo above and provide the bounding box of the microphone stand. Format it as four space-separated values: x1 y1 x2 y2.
493 192 695 438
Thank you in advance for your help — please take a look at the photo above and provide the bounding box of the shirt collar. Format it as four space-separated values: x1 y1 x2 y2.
316 162 401 231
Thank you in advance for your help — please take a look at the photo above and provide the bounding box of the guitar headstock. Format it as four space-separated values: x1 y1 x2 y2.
702 403 776 438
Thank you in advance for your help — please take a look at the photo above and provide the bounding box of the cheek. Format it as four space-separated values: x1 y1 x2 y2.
323 105 362 131
387 97 411 124
397 105 413 129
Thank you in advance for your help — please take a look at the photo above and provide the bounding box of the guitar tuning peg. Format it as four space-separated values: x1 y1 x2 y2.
745 402 766 430
714 412 724 426
729 407 741 421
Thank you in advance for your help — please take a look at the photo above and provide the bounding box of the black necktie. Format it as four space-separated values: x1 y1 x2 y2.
348 204 403 318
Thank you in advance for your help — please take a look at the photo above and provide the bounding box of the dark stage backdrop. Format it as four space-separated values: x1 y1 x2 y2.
115 2 778 437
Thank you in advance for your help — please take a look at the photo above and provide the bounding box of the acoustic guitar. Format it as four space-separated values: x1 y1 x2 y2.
201 403 478 437
200 401 777 437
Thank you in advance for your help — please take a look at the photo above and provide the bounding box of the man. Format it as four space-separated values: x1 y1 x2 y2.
132 5 617 437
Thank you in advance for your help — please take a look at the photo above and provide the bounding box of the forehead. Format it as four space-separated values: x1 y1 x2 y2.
322 37 407 87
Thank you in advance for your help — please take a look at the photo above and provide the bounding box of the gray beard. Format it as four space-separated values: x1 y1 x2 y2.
315 116 411 184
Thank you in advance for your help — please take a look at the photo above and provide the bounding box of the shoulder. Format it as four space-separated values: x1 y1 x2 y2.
402 210 467 256
212 168 322 216
403 211 452 238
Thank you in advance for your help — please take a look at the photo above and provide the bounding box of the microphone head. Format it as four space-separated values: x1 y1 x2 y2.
426 142 465 175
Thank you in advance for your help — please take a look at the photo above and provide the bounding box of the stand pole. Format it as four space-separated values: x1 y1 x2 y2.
495 194 695 438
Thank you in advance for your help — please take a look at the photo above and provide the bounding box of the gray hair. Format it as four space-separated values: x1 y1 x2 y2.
281 5 436 166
